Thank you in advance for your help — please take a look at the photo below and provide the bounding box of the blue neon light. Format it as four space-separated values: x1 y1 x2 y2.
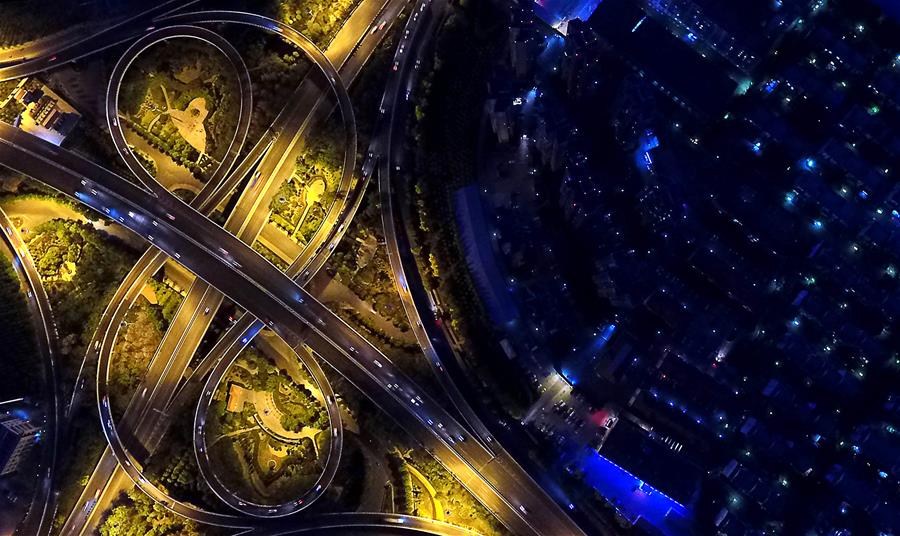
574 449 689 534
631 16 647 33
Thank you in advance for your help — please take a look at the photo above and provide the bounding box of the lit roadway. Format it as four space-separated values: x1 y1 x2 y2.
58 0 412 531
58 23 255 536
374 0 500 446
62 2 407 532
0 117 581 536
87 0 399 524
374 1 603 532
0 0 200 81
0 8 584 536
0 207 60 536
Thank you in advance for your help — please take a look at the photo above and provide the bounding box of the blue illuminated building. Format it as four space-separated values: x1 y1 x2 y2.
529 0 603 34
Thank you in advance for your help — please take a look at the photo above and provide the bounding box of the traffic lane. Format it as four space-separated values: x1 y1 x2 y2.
164 0 396 410
249 512 483 536
322 0 394 66
308 335 550 536
70 159 543 535
79 459 134 533
0 126 571 535
115 277 208 432
72 248 202 525
60 447 120 535
240 0 412 243
0 0 199 80
193 326 342 518
375 0 495 442
63 248 157 531
226 72 326 239
0 208 61 536
106 24 252 197
160 8 367 515
0 134 550 535
167 0 390 390
377 0 592 528
58 251 160 534
135 283 223 418
42 14 247 534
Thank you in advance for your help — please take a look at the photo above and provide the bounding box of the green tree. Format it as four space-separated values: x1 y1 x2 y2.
100 489 200 536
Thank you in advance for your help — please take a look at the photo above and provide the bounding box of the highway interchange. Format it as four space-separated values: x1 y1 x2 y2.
0 2 589 536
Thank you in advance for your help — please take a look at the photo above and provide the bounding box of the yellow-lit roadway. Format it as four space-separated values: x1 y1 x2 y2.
61 1 404 533
0 6 588 536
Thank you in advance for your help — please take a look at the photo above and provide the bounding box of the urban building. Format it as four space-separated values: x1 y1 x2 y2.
0 416 40 477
